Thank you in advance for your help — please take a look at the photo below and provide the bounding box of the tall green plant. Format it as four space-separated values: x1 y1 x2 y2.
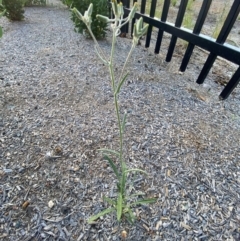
72 1 156 223
3 0 25 21
71 0 108 39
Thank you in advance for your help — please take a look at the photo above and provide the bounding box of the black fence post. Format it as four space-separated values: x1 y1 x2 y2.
140 0 147 14
219 67 240 100
166 0 189 62
145 0 158 48
154 0 171 54
179 0 212 72
197 0 240 84
120 0 130 34
119 0 240 99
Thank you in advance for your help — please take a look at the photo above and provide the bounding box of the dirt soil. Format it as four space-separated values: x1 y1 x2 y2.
0 1 240 241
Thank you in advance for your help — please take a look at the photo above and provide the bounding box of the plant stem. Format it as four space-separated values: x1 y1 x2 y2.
119 43 135 82
109 27 123 166
86 24 108 62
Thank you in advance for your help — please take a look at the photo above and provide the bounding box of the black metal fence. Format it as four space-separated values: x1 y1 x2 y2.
116 0 240 100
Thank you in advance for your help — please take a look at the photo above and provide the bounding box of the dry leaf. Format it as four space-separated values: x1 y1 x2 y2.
22 201 30 210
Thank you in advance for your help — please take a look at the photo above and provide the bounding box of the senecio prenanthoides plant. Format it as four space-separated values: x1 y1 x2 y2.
72 1 156 224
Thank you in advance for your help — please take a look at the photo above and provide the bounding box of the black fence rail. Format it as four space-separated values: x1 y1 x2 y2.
116 0 240 100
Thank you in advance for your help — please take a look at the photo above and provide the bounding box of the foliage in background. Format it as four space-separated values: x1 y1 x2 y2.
0 1 5 37
2 0 25 21
69 0 108 39
182 0 194 29
212 1 228 39
72 1 156 223
171 0 177 7
61 0 72 8
24 0 46 7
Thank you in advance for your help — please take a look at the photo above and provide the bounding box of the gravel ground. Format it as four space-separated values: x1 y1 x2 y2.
0 3 240 241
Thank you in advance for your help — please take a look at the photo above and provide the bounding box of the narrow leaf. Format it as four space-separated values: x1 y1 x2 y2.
121 113 127 133
103 155 120 179
88 208 115 224
131 198 157 206
121 162 127 196
121 175 126 198
99 148 120 157
117 193 123 221
115 73 128 95
117 183 121 192
103 196 116 206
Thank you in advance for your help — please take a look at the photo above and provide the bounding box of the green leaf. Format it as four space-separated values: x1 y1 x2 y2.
103 196 116 206
99 148 120 157
115 73 128 95
117 193 123 221
117 183 121 192
120 162 127 196
121 113 127 133
103 155 120 179
0 27 2 38
131 198 157 206
88 208 115 224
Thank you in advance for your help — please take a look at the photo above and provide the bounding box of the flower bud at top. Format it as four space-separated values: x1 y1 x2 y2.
141 24 149 36
87 3 93 17
118 2 124 17
72 7 83 21
133 17 149 45
136 17 143 35
112 0 118 17
128 2 138 20
97 14 110 23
